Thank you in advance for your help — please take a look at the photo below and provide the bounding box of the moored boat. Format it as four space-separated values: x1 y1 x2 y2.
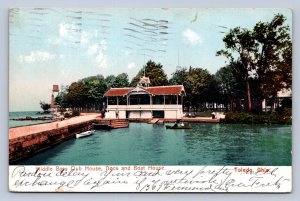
76 130 95 138
166 123 192 129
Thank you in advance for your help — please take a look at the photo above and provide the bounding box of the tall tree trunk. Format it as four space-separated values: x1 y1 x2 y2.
246 79 252 112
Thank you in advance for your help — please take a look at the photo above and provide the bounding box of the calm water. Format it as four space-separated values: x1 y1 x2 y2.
16 123 292 166
9 111 54 128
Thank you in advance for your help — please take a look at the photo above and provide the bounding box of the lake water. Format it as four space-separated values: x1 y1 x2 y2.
9 111 54 128
16 123 292 166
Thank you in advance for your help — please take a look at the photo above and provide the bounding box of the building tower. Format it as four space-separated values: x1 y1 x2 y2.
50 85 59 110
138 76 151 88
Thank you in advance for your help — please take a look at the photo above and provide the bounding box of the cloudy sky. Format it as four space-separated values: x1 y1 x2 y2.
9 8 292 111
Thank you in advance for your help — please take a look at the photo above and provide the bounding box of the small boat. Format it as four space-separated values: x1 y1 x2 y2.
76 130 95 138
166 123 192 129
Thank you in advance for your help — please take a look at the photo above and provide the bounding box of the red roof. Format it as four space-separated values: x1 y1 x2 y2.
143 85 184 95
104 85 185 97
103 88 133 97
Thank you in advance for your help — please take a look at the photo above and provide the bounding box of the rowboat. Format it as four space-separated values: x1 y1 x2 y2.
166 124 192 129
76 130 95 138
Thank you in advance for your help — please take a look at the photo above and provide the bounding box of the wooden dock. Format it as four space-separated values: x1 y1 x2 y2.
148 118 159 124
94 118 129 129
127 117 220 123
110 119 129 128
157 119 164 124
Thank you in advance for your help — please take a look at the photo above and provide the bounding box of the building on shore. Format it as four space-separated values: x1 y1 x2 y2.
262 88 292 112
103 76 185 119
50 84 59 113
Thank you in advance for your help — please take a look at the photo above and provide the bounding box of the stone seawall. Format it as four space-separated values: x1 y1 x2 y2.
9 121 93 164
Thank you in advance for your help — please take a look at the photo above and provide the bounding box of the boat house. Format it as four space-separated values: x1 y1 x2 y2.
103 76 185 119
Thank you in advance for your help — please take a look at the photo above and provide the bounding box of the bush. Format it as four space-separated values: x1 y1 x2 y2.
221 112 253 124
63 111 81 118
277 108 292 124
221 111 291 125
72 110 80 116
281 98 292 109
39 101 51 113
64 112 72 118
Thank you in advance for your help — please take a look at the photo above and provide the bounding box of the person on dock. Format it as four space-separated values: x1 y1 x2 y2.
211 112 216 119
115 109 119 119
100 110 106 118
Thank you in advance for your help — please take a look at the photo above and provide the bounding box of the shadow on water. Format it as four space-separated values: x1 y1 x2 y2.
16 138 77 165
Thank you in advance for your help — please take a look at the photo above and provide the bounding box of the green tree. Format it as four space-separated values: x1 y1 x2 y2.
81 75 107 110
112 73 130 88
105 75 116 89
169 66 218 110
39 101 51 113
253 14 292 110
217 13 292 112
65 82 89 109
215 62 246 111
186 67 218 110
131 60 168 86
216 27 256 112
55 85 69 111
55 91 67 111
169 67 190 107
169 67 188 85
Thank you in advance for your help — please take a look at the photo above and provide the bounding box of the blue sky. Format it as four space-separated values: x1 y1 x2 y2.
9 8 292 111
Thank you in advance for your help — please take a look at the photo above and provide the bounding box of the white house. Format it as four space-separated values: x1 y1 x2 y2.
262 88 292 111
103 76 185 119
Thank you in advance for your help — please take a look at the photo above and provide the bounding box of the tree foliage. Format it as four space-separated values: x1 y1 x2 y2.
131 60 168 86
80 75 107 110
55 90 68 110
112 73 130 88
215 62 246 111
216 27 257 111
169 67 220 110
105 75 116 89
253 14 292 104
55 73 129 111
65 82 89 109
217 13 292 111
40 101 51 112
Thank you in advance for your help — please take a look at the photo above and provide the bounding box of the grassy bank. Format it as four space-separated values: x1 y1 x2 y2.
221 109 292 125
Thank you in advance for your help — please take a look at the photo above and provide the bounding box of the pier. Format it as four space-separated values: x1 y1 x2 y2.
9 113 99 164
94 118 129 128
130 117 220 123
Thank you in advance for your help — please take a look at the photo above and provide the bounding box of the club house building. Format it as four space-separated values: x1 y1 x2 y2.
104 76 185 119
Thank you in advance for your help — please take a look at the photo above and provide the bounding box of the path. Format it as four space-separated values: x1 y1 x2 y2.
9 113 99 140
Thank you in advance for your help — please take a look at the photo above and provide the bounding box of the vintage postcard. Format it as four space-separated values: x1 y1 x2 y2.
9 8 292 192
